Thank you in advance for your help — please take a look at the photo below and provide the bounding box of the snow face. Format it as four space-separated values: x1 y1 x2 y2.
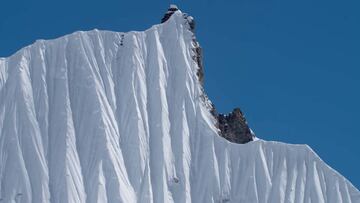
0 11 359 203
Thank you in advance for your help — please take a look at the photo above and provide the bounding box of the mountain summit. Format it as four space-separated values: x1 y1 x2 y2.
162 5 255 145
0 6 359 203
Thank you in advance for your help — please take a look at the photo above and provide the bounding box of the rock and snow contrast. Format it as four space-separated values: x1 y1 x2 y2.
0 6 359 203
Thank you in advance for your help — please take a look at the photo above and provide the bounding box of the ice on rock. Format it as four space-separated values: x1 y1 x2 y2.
170 4 178 10
0 10 359 203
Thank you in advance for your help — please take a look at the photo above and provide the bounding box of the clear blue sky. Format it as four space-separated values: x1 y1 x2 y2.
1 0 359 189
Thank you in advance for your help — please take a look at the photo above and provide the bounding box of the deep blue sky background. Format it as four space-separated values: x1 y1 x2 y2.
1 0 359 189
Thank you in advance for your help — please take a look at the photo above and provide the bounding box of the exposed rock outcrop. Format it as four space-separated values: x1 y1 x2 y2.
214 108 254 144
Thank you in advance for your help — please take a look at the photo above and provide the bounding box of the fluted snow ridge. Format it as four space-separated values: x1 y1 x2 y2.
0 11 359 203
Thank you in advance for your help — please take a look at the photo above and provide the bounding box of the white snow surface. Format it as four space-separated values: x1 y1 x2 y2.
0 11 359 203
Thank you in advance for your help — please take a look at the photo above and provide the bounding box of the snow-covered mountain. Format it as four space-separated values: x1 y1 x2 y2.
0 6 359 203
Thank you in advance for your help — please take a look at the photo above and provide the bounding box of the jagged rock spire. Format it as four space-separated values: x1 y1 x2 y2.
215 108 254 144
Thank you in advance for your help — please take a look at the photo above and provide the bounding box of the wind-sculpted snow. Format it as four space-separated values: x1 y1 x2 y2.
0 11 359 203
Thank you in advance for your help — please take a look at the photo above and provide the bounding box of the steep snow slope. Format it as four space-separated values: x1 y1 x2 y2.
0 10 359 203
